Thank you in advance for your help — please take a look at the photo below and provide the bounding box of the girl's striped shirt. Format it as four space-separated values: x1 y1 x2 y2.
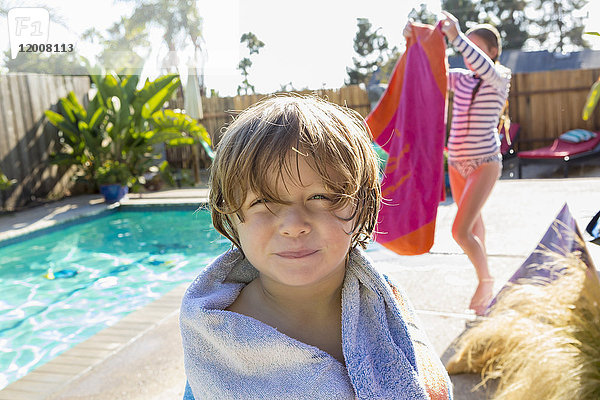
447 32 511 161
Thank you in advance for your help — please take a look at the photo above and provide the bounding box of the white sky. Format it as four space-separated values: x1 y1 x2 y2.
203 0 445 95
1 0 600 96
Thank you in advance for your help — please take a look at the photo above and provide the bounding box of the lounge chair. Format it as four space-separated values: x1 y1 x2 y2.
517 133 600 178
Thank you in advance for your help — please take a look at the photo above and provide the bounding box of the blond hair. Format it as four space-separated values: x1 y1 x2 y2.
209 94 381 251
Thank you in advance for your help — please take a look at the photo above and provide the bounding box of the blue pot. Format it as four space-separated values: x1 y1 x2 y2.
99 184 129 203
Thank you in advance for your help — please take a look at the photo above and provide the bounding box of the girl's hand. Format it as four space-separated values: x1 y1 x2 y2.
403 20 413 40
439 11 460 42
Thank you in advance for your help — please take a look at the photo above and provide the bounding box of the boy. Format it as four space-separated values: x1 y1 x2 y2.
180 95 452 399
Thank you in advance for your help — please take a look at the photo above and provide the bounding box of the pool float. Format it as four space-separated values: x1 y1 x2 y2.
148 257 176 268
44 268 78 280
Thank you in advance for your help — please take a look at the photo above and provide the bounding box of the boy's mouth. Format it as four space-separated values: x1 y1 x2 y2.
275 249 318 259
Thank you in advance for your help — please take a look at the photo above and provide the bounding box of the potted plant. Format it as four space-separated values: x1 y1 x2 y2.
45 71 212 202
95 160 132 203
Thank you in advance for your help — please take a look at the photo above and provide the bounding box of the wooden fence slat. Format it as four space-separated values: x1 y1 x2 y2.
0 76 22 184
27 74 51 194
8 75 33 202
35 75 55 196
0 76 20 207
42 74 62 195
567 70 579 133
0 76 17 179
16 73 44 195
3 76 24 206
27 75 49 165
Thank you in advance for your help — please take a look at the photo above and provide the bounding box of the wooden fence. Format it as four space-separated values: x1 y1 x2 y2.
166 85 371 169
198 85 371 146
507 68 600 150
172 70 600 166
1 69 599 210
0 74 90 210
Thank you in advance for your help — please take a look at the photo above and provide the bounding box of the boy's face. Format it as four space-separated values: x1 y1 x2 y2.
235 156 354 289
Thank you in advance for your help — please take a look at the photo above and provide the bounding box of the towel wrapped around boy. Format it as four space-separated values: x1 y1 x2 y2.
180 247 452 400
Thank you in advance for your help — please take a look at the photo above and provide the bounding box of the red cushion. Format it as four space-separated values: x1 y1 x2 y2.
518 134 600 159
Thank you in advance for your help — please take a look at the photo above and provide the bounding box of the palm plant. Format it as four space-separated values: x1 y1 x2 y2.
45 72 211 190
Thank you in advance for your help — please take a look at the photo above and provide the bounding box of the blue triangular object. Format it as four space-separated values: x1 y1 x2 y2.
488 203 597 313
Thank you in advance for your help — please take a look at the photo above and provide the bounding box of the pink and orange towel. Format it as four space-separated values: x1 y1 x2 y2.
366 23 448 255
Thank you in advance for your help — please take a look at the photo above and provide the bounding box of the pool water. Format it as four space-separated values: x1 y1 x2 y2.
0 207 229 389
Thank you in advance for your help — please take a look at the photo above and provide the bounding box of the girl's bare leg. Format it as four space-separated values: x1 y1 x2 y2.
471 215 486 255
450 173 488 273
449 162 500 315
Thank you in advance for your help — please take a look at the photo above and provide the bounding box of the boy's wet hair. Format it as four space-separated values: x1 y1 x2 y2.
466 24 502 62
209 94 381 251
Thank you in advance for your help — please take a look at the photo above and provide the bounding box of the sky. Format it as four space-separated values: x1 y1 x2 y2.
1 0 600 96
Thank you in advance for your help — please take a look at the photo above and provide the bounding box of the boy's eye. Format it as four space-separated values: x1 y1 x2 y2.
310 194 331 201
250 198 269 207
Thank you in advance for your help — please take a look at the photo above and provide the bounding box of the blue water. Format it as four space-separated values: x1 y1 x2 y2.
0 207 229 389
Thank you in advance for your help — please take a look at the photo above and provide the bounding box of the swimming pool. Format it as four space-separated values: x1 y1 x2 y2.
0 206 229 389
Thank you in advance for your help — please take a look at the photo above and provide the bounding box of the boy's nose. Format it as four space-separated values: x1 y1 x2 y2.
278 207 311 237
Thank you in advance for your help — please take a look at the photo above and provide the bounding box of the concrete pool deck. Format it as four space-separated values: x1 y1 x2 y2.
1 169 600 399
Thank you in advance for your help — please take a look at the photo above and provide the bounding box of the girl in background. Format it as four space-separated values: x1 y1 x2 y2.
405 12 511 315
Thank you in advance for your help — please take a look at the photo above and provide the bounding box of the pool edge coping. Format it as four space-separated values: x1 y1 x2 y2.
0 198 207 247
0 203 110 245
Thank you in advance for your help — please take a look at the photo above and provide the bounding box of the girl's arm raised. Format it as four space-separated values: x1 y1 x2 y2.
451 33 507 91
439 10 460 41
440 10 507 91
